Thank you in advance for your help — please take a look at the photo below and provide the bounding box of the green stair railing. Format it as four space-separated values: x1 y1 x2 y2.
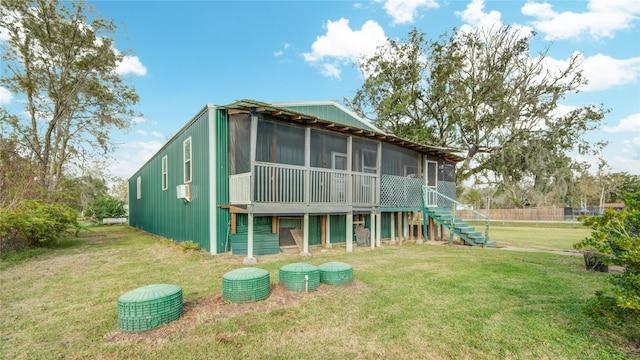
422 185 491 246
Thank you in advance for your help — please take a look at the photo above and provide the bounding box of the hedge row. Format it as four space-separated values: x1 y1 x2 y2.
0 200 79 254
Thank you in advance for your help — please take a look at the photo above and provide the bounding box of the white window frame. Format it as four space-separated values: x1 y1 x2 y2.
136 176 142 199
426 160 438 187
161 155 168 191
331 151 348 171
361 149 377 174
183 137 192 183
331 152 348 202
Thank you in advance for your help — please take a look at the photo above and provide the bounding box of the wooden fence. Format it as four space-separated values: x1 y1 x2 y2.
457 208 567 222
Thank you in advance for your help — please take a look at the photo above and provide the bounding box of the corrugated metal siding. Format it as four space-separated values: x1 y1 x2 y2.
230 225 279 255
380 212 391 238
308 216 322 246
378 212 412 239
329 215 347 243
128 108 212 251
214 109 231 253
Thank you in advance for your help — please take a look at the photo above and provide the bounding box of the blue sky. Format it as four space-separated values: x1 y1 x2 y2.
2 0 639 180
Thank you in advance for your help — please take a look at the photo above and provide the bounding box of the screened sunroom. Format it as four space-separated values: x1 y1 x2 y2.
226 102 459 214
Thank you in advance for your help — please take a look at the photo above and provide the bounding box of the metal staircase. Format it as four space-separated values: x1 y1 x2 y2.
422 186 497 247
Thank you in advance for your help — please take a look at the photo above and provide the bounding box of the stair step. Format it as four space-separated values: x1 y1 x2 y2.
455 223 472 228
466 232 484 239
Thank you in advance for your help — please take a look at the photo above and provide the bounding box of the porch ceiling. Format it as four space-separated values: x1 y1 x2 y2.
224 99 465 163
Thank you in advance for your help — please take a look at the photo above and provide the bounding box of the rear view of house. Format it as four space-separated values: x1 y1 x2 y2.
129 99 478 263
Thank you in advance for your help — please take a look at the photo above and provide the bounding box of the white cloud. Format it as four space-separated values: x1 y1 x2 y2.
608 136 640 174
580 54 640 91
274 43 290 57
522 0 640 40
135 129 147 136
455 0 534 36
383 0 439 25
131 116 146 125
151 131 164 138
108 140 163 179
321 63 342 78
0 87 13 105
304 18 387 78
552 104 579 119
543 52 640 92
456 0 502 30
115 55 147 76
604 113 640 133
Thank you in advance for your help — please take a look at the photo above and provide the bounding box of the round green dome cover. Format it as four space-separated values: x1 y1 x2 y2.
279 263 320 292
118 284 183 333
222 267 271 304
318 262 353 286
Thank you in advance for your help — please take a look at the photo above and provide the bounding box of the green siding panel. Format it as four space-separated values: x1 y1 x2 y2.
129 108 212 251
381 212 391 238
231 225 280 255
308 216 322 246
329 215 347 244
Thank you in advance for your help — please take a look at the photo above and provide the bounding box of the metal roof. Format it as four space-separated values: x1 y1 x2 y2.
224 99 465 163
271 100 385 134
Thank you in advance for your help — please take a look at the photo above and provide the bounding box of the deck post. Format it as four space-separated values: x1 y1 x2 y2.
428 216 435 241
370 211 375 249
231 213 237 234
408 212 413 240
403 212 409 243
243 212 257 265
390 212 396 245
321 215 326 249
421 211 429 244
416 211 424 244
301 213 311 257
398 212 403 245
326 215 332 249
249 114 257 204
346 211 353 252
376 211 382 247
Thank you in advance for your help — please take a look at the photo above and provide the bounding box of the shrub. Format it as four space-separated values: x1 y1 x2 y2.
574 192 640 335
0 200 79 253
86 196 125 222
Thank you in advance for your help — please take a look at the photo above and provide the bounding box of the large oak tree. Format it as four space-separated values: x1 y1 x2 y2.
0 0 139 192
346 26 606 188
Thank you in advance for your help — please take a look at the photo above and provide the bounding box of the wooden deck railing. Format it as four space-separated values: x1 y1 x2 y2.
229 163 378 206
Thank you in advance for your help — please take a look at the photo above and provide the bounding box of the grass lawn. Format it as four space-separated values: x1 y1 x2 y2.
1 224 636 359
488 223 591 252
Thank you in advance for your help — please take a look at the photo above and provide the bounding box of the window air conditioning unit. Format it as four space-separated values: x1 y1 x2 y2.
177 184 190 201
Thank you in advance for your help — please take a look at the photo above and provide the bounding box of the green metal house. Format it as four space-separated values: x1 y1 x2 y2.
128 99 491 264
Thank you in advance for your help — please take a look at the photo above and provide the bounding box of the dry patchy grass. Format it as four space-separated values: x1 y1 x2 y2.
1 224 636 360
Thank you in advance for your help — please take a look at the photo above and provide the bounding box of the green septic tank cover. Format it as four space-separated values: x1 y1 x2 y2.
318 262 354 286
279 263 320 292
222 267 271 304
117 284 183 333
